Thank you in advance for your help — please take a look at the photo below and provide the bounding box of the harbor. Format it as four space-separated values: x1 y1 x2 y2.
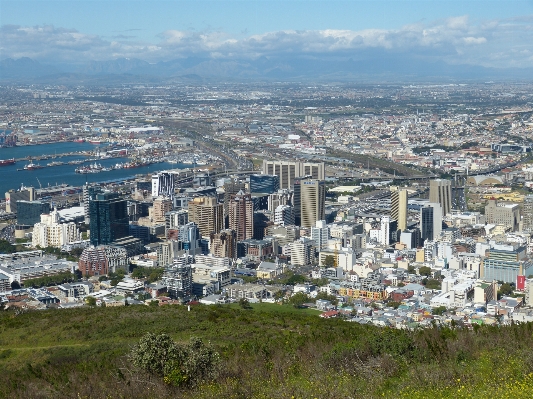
0 142 190 195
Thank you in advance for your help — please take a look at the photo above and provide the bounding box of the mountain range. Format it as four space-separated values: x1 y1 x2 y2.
1 56 532 84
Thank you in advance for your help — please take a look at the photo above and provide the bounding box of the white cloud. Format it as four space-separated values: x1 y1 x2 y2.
1 15 533 69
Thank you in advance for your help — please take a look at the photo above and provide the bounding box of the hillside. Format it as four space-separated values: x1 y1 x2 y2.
1 304 533 398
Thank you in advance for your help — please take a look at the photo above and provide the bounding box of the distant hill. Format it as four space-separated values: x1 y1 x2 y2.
2 55 533 83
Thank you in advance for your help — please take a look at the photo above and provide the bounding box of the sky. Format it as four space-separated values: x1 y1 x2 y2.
1 0 533 69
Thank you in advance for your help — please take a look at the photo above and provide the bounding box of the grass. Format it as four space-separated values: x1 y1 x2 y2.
227 301 323 315
2 304 533 398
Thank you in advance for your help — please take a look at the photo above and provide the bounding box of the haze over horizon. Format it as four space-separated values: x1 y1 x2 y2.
2 0 533 81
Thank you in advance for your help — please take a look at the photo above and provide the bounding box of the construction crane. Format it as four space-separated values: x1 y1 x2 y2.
36 177 42 190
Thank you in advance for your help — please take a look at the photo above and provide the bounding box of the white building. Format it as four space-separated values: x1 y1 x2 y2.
311 220 329 250
32 208 81 248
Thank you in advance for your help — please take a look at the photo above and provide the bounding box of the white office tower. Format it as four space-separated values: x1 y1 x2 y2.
311 220 329 250
275 205 295 226
152 172 176 198
379 216 391 246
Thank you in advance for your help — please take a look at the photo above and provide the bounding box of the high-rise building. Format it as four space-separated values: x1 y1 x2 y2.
485 199 520 231
523 195 533 232
83 184 101 224
223 180 247 221
296 178 325 228
420 203 442 242
166 209 189 230
188 196 224 238
16 200 50 226
177 222 202 254
291 237 314 266
152 172 176 198
162 259 192 300
268 189 292 212
32 208 81 248
311 220 329 250
209 229 237 259
390 186 408 231
152 197 173 223
262 160 325 189
78 246 128 277
89 192 129 246
274 205 295 226
5 186 35 214
228 190 254 241
249 174 280 194
429 179 452 216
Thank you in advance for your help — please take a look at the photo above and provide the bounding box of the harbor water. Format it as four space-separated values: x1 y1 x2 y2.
0 142 187 195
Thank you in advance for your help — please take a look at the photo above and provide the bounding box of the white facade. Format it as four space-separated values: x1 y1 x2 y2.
32 209 81 248
311 220 329 250
274 205 295 226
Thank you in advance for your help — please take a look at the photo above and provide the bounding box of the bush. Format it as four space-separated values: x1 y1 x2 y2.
130 333 220 387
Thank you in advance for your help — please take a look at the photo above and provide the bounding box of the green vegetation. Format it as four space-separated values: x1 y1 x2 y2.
0 239 15 254
23 272 75 288
321 254 335 267
424 279 442 290
2 305 533 398
131 266 164 283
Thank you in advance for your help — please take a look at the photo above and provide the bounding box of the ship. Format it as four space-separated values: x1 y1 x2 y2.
0 158 15 166
24 162 44 170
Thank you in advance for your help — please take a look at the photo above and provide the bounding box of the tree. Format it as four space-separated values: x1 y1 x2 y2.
130 333 220 387
10 281 21 290
322 255 336 268
238 298 251 309
498 283 513 298
425 279 441 290
432 306 447 316
289 292 310 308
273 290 285 302
85 296 97 306
0 240 15 254
419 266 432 277
315 291 338 306
407 266 416 274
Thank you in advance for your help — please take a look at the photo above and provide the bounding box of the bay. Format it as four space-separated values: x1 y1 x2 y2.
0 142 188 195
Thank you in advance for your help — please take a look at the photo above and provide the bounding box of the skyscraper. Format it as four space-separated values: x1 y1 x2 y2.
429 179 452 216
420 203 442 242
151 172 176 198
311 220 329 250
390 186 408 231
249 174 279 194
296 178 325 228
523 195 533 231
16 200 50 227
262 160 325 189
188 196 224 238
152 197 173 223
209 229 237 259
228 190 254 241
89 192 129 246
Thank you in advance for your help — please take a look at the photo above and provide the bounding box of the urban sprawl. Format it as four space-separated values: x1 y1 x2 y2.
3 82 533 328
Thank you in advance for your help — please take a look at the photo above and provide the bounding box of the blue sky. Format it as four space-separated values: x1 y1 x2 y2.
1 0 533 69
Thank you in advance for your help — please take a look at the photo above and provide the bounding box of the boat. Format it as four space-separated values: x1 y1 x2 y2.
24 162 44 170
89 140 102 144
74 139 85 143
0 159 15 166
